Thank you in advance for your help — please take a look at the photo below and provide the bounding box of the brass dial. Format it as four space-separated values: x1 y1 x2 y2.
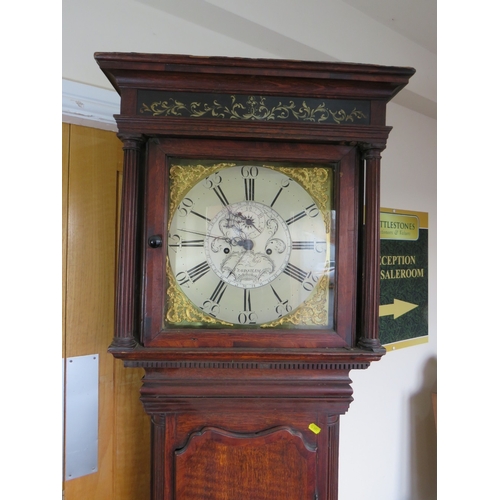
167 164 330 326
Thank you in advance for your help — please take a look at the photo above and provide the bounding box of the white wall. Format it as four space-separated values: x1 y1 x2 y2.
62 1 437 498
340 103 437 500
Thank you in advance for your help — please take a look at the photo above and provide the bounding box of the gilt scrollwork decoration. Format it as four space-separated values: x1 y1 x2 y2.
140 94 367 125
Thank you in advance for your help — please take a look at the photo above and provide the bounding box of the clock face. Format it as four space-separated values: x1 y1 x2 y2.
167 163 331 327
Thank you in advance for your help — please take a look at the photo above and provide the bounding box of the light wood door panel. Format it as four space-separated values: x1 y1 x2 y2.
63 124 150 500
63 123 70 359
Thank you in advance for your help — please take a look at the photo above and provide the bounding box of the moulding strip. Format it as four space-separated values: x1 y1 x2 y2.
62 79 119 131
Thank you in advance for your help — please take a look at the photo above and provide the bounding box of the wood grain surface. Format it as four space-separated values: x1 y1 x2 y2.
62 124 150 500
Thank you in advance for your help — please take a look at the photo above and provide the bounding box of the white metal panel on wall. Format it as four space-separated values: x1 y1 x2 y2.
64 354 99 480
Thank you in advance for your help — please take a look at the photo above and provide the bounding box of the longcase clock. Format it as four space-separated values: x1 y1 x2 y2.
95 52 414 500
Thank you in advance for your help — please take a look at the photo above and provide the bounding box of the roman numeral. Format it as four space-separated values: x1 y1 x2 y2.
244 178 255 201
237 288 257 324
286 211 307 225
270 285 282 302
169 239 204 248
286 204 316 225
243 289 252 311
292 241 315 250
283 263 308 283
292 240 327 252
213 186 229 206
182 239 204 247
187 261 211 283
270 187 284 208
191 210 211 222
210 280 228 304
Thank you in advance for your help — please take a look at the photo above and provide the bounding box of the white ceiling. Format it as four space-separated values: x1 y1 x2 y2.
63 0 436 118
342 0 436 54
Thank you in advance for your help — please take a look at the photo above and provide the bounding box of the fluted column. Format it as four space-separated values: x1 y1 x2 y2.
358 144 385 353
110 134 144 349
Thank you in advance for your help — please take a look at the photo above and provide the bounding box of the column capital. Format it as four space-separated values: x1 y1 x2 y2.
118 133 146 150
360 142 386 160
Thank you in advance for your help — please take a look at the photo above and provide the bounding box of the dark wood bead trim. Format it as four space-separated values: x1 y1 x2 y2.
123 360 370 370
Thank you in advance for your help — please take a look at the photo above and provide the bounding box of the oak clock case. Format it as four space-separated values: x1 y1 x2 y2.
165 160 334 329
95 52 414 500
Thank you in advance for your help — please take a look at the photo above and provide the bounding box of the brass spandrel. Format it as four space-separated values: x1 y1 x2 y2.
264 165 331 233
165 255 232 327
168 163 236 229
260 274 329 328
165 162 333 329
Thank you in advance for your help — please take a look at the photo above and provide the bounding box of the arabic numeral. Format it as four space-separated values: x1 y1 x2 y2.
241 165 259 178
275 302 292 318
201 300 220 318
302 271 319 291
237 312 258 324
176 271 191 287
177 197 194 217
203 171 223 189
305 203 319 218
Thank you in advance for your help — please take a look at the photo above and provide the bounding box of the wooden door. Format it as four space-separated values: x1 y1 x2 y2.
62 123 150 499
175 426 317 500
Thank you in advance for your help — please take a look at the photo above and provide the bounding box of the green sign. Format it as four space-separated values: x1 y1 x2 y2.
379 208 428 350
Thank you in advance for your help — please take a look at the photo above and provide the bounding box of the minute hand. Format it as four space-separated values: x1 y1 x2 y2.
178 228 234 244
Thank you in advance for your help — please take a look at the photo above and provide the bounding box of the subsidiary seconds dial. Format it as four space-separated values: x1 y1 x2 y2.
168 165 328 326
